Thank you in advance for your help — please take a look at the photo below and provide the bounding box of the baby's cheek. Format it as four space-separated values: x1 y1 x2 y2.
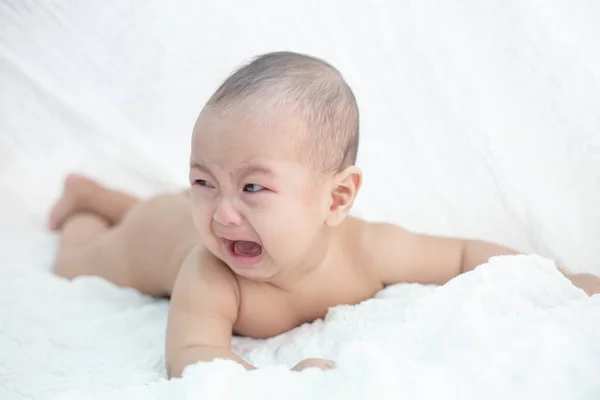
191 205 211 233
259 214 291 245
275 215 308 247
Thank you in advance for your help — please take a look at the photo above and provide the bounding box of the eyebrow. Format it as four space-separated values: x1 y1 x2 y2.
190 161 211 174
190 161 275 178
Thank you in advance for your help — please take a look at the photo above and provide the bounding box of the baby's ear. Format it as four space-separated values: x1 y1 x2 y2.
325 166 362 227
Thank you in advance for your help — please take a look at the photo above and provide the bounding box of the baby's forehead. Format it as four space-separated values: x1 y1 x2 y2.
197 104 304 132
193 119 307 165
194 107 308 150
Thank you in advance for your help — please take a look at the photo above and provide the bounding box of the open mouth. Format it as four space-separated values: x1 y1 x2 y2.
222 239 263 265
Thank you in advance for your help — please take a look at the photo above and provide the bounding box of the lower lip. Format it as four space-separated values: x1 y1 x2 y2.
222 240 263 266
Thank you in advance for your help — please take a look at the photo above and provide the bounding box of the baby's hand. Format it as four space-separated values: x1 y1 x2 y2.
567 273 600 296
291 358 335 371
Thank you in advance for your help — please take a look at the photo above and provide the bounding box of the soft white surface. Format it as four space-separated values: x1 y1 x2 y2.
1 1 600 399
2 256 600 399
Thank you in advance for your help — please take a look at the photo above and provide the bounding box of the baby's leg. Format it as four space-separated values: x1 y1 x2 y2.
51 174 193 297
51 175 138 283
49 174 138 230
55 214 133 286
51 175 169 296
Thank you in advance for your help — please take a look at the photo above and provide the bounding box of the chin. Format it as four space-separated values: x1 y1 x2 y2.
223 251 274 281
229 264 276 281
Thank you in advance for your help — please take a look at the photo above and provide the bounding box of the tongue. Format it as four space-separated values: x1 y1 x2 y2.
234 241 262 257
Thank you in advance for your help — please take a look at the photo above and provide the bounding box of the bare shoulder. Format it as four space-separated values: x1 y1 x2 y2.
359 220 412 244
174 246 240 316
167 246 240 353
353 219 463 286
179 246 239 294
351 219 413 266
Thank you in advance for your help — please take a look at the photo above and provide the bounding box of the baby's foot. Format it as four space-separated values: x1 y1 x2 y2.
48 174 98 230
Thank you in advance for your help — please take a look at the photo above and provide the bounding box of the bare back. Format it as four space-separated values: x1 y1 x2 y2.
117 193 199 296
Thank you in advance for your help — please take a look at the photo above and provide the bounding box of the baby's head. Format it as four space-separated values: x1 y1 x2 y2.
189 51 361 281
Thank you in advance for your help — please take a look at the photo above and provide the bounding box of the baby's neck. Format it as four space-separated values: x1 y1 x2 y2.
268 229 342 292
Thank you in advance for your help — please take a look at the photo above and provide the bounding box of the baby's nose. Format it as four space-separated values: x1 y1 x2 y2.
213 198 242 226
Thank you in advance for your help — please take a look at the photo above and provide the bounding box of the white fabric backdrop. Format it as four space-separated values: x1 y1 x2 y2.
2 0 600 273
1 1 600 399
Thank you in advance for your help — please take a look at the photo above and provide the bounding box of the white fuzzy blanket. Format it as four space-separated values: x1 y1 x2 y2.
2 255 599 399
2 1 600 399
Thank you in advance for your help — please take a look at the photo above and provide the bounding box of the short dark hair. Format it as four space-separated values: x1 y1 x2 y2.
205 51 359 172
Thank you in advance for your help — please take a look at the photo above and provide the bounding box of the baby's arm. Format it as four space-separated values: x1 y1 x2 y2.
363 223 517 286
365 223 600 295
166 247 255 377
165 248 331 377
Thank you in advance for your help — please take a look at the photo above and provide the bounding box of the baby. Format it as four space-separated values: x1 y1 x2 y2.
49 51 600 377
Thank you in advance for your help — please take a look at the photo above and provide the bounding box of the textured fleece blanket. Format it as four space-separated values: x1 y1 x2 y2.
1 255 599 399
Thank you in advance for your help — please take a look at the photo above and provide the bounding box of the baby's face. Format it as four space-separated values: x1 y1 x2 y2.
189 109 331 281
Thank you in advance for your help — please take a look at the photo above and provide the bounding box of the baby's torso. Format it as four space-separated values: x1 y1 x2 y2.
231 223 384 338
233 281 382 339
146 194 384 338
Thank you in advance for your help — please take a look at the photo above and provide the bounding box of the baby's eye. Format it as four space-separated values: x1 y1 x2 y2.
243 183 265 193
195 179 214 188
